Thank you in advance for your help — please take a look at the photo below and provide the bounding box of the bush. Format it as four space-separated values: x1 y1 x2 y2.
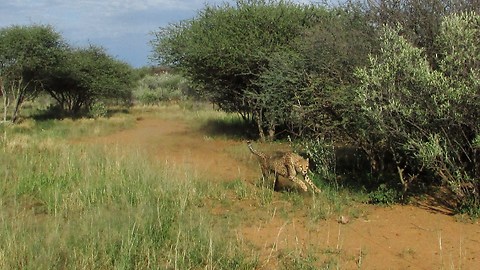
368 184 401 206
152 0 328 140
353 12 480 214
301 137 336 183
44 46 134 116
88 101 108 118
134 74 188 105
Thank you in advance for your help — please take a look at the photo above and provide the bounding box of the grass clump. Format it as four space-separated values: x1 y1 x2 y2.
0 125 257 269
306 178 368 222
4 113 135 142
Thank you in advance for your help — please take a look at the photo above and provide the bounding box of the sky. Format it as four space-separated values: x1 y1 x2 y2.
0 0 315 68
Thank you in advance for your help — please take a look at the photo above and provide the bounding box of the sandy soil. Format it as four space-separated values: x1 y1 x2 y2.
82 115 480 269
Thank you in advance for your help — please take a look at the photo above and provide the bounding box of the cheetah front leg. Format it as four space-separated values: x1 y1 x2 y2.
304 174 321 193
286 163 308 192
288 175 308 192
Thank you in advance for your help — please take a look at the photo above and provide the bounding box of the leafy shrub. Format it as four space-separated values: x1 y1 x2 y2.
368 184 401 206
152 0 331 140
88 101 108 118
134 74 188 105
45 46 134 116
301 137 336 183
353 12 480 214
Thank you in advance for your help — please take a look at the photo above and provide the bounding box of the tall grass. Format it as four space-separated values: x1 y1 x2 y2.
0 128 257 269
0 105 369 269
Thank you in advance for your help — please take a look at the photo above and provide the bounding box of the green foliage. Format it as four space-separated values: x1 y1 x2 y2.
88 101 108 118
44 46 134 116
134 73 188 105
296 4 377 139
0 24 65 122
365 0 480 65
153 1 377 140
353 24 446 175
152 0 327 139
368 184 401 206
253 50 308 138
301 138 336 182
353 12 480 214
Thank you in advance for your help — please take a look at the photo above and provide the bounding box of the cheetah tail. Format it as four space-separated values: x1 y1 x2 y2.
247 141 266 160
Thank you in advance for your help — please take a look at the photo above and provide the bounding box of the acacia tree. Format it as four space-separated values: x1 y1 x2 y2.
273 3 377 138
152 0 326 140
44 46 134 116
0 25 65 122
153 0 376 140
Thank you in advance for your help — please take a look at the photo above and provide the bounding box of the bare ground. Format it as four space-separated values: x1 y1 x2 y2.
80 112 480 269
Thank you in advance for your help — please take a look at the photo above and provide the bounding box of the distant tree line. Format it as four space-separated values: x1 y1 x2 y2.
0 25 135 122
152 0 480 215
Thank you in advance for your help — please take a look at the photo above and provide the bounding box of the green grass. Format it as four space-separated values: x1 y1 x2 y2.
307 175 369 221
0 104 368 269
9 113 136 139
0 123 258 269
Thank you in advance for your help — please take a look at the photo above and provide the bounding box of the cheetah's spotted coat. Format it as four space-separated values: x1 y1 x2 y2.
247 141 321 193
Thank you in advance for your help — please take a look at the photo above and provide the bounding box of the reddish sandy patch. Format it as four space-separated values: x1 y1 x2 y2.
81 115 480 269
78 117 256 182
239 205 480 269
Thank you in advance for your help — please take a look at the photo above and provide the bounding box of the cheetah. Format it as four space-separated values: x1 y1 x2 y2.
247 141 321 193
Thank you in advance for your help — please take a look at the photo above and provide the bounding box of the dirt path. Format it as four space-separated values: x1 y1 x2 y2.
81 117 257 182
84 115 480 269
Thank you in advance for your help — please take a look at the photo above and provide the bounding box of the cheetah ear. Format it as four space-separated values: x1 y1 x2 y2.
306 158 309 162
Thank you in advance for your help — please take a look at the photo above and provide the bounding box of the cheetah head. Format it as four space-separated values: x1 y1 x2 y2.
296 158 309 176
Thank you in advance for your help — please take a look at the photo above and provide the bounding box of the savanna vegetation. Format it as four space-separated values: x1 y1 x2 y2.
1 0 480 268
0 25 135 121
1 106 368 269
152 0 480 216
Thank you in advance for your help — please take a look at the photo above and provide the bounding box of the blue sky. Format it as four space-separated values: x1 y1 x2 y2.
0 0 314 68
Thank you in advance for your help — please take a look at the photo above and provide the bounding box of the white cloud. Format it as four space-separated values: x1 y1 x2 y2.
5 2 174 42
0 0 232 66
0 0 317 67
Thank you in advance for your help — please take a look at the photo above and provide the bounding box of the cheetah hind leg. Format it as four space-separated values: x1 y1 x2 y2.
304 174 321 193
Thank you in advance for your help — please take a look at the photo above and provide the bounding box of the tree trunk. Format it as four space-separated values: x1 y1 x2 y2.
2 95 6 122
10 78 29 123
11 94 24 123
253 110 266 142
1 78 7 122
267 122 275 141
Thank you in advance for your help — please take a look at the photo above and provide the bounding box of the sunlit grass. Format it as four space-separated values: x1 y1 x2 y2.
6 115 136 140
0 123 258 269
0 104 368 269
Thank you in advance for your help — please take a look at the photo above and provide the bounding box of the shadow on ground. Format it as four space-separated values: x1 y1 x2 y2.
199 118 257 140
